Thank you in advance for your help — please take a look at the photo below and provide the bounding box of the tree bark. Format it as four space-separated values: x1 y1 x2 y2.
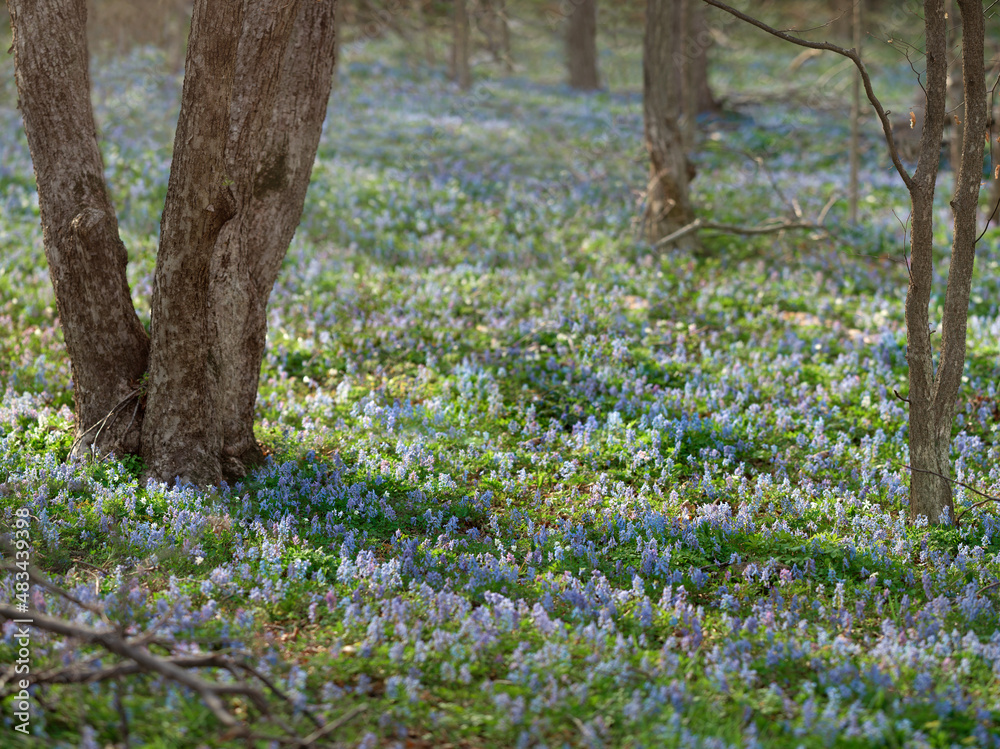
8 0 339 486
6 0 150 459
452 0 472 90
143 0 248 485
211 0 339 482
643 0 696 244
144 0 338 484
946 0 964 176
905 0 985 524
566 0 600 90
672 0 716 115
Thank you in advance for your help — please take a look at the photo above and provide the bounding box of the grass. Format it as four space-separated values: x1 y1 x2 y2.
1 9 1000 749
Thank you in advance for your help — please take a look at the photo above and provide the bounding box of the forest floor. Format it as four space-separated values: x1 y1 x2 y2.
1 16 1000 749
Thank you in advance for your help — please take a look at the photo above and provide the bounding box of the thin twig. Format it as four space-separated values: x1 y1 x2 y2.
296 705 367 748
700 0 914 190
71 389 141 457
817 191 840 225
653 218 703 248
0 603 249 728
0 549 108 622
979 580 1000 595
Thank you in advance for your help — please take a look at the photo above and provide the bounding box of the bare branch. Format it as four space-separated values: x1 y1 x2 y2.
700 0 914 190
0 603 250 728
653 217 827 249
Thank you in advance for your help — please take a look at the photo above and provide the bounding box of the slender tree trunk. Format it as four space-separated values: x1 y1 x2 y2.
566 0 599 90
673 0 716 114
848 0 862 224
643 0 695 244
497 0 512 73
905 0 985 524
946 0 964 175
452 0 472 90
6 0 150 459
698 0 984 525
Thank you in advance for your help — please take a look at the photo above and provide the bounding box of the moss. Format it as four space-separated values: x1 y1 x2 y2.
253 146 288 198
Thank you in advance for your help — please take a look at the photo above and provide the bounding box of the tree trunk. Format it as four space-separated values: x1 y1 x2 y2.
452 0 472 90
848 0 862 224
672 0 716 114
497 0 512 73
145 0 338 484
566 0 599 90
905 0 985 524
946 0 964 176
643 0 696 244
699 0 985 527
6 0 150 459
210 0 339 482
8 0 339 485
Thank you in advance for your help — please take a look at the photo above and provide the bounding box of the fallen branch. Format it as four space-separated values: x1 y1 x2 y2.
0 560 359 745
653 217 826 249
0 603 257 729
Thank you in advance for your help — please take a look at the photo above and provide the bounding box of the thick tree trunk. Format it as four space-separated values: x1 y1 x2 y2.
9 0 339 486
905 0 985 524
566 0 600 90
210 0 339 481
6 0 150 459
143 0 248 485
643 0 695 244
452 0 472 90
144 0 338 484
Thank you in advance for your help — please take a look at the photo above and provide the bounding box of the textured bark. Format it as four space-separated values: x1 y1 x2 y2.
905 0 985 524
142 0 246 484
945 0 964 175
643 0 695 244
6 0 150 458
9 0 339 486
452 0 472 90
210 0 339 481
143 0 338 484
566 0 600 90
672 0 716 115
